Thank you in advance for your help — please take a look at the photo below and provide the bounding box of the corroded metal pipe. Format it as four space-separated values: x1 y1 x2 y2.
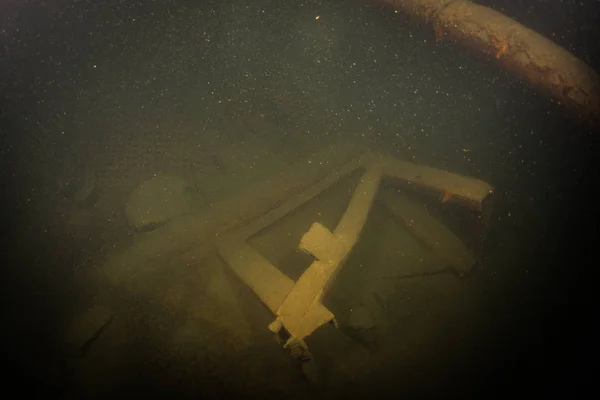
374 0 600 125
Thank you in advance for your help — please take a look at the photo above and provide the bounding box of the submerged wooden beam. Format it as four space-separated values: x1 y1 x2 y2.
274 167 383 341
369 153 492 211
373 0 600 124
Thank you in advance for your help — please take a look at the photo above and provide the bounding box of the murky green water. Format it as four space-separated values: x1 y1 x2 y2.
1 0 597 398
